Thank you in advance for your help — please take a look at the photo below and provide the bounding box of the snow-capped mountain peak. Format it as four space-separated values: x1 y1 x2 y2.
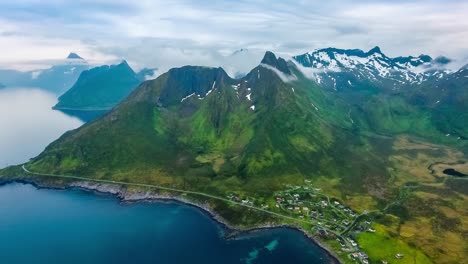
293 47 450 89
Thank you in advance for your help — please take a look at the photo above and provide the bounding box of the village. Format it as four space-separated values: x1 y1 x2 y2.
226 180 390 264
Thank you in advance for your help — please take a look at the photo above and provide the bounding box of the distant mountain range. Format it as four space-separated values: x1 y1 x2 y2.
293 46 453 91
0 53 90 95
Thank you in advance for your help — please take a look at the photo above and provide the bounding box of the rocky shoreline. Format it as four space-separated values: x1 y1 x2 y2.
0 178 341 264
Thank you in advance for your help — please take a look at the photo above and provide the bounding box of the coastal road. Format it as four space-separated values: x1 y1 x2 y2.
21 165 314 226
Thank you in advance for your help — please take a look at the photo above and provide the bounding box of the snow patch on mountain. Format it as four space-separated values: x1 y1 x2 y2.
181 93 196 102
293 47 451 88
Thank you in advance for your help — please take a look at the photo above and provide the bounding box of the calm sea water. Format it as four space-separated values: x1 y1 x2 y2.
0 87 83 168
0 183 334 264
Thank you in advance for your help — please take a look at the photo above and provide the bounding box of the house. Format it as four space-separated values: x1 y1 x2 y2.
348 239 357 247
302 207 310 211
395 253 404 259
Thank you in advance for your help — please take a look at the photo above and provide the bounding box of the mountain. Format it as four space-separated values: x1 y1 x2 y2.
293 47 450 91
66 52 84 60
2 51 467 264
0 69 31 89
293 47 468 142
53 60 141 110
24 52 385 185
15 51 467 187
0 53 89 94
402 65 468 139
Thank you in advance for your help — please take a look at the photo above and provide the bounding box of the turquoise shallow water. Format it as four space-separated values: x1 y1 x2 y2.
0 183 334 264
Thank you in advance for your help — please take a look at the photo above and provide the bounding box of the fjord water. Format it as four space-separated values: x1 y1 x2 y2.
0 87 83 168
0 183 333 264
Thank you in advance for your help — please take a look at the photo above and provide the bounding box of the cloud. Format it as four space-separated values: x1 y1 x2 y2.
0 0 467 72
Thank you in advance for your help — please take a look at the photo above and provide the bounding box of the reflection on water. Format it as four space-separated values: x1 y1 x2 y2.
56 108 108 123
0 87 83 168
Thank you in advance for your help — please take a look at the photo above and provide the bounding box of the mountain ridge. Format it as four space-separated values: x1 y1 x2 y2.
54 60 142 110
293 47 453 91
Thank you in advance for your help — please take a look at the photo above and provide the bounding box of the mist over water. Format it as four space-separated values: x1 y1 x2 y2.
0 87 83 168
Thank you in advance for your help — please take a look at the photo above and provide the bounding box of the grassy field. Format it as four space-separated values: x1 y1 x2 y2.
358 223 432 264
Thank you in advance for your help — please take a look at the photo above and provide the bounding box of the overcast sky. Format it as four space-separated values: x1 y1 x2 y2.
1 0 467 73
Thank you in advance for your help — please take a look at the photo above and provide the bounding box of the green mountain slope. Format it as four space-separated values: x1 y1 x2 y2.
54 61 141 109
27 52 392 194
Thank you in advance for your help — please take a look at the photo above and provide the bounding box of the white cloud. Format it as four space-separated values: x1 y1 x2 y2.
0 0 467 72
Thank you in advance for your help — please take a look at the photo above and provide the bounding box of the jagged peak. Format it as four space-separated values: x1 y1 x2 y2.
260 51 278 65
66 52 84 60
368 46 382 54
260 51 291 74
116 60 132 69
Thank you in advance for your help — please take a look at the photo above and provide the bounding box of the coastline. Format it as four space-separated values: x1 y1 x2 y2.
0 177 342 264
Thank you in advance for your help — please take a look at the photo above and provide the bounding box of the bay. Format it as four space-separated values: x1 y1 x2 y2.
0 183 334 264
